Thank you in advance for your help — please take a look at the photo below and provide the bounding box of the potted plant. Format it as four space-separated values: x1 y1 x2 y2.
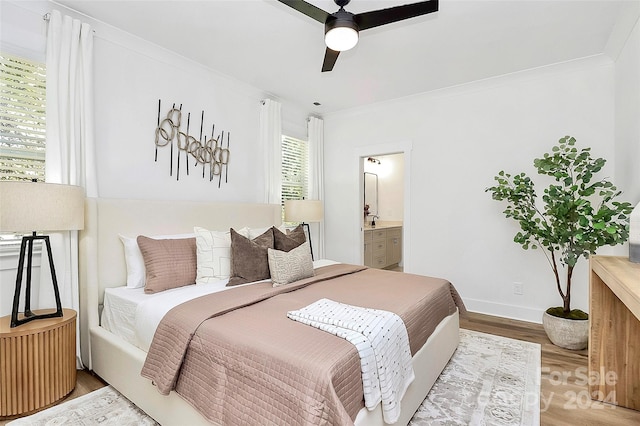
486 136 633 350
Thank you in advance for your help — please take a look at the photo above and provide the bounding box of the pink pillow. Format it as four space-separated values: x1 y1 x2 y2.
137 236 197 293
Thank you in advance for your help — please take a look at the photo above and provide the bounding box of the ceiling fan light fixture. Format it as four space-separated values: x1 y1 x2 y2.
325 26 358 51
277 0 439 72
324 15 359 52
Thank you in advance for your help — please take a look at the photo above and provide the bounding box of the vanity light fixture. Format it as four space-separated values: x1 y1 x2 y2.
367 157 381 165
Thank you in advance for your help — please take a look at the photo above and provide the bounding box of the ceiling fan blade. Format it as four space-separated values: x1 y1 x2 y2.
355 0 438 31
322 48 340 72
276 0 329 24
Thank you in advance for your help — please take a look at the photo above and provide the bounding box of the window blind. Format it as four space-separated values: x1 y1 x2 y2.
281 135 309 205
0 52 46 182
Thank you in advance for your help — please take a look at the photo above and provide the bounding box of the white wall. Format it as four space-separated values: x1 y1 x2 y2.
87 13 309 202
2 0 310 204
614 16 640 203
324 57 616 323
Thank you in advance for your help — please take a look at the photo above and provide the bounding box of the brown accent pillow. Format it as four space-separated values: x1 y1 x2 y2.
273 224 306 252
227 227 274 286
137 236 197 294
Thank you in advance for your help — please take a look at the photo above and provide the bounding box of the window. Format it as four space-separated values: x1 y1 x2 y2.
281 135 309 219
0 53 46 249
0 52 46 182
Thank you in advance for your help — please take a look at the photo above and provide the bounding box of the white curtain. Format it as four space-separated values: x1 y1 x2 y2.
308 116 325 258
42 10 97 368
260 99 282 204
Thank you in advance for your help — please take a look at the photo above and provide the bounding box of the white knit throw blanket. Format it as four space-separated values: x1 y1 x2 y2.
287 298 414 424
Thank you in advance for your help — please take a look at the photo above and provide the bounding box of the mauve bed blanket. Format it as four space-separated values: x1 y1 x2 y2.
141 264 466 426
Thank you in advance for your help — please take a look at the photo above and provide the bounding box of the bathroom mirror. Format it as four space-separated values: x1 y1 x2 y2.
364 172 378 219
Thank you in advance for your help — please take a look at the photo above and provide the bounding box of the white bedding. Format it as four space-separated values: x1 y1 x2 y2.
101 259 339 351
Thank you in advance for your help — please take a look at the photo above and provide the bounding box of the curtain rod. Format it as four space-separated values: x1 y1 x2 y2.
42 12 96 33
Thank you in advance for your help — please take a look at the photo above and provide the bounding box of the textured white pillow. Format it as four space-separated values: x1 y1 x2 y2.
194 226 249 283
119 233 195 289
268 242 314 287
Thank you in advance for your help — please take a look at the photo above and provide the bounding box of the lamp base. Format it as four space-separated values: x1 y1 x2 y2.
302 222 314 261
11 234 63 328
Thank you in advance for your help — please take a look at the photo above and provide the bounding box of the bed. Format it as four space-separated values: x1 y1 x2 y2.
79 198 462 426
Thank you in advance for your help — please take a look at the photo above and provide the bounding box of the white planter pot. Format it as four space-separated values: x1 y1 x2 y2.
542 311 589 350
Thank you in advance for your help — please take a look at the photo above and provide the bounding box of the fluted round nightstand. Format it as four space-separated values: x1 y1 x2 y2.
0 309 77 418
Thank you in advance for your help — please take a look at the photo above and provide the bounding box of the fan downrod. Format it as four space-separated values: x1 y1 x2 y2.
335 0 351 8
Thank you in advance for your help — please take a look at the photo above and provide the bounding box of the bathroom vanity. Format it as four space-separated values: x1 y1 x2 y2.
364 225 402 269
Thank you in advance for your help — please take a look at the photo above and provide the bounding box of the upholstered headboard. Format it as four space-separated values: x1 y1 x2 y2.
78 197 281 366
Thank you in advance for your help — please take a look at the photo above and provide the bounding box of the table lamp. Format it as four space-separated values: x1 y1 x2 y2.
284 199 323 260
0 181 84 327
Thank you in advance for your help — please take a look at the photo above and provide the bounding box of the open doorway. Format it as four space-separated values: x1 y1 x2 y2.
356 141 412 272
362 153 404 270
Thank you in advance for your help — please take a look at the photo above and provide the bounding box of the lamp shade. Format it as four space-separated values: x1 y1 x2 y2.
284 199 324 223
0 182 85 232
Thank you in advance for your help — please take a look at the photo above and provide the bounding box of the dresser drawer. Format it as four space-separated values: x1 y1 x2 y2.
371 229 386 241
372 240 386 255
386 227 402 239
373 254 387 268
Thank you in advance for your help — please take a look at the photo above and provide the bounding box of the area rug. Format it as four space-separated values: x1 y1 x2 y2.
410 329 540 425
9 329 540 426
7 386 158 426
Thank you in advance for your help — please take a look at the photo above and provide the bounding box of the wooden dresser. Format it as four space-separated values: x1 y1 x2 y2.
589 256 640 410
0 309 77 417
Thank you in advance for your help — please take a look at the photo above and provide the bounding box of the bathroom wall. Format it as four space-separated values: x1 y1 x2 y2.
363 153 404 223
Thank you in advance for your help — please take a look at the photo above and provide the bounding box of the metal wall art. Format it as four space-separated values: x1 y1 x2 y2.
154 99 230 187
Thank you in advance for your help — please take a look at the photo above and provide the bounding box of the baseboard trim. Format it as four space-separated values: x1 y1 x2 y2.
464 298 544 324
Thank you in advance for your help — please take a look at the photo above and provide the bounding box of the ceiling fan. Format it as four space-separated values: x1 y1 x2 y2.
277 0 439 72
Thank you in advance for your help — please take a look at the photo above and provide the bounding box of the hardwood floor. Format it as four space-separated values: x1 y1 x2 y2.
0 371 106 425
461 311 640 426
2 312 639 425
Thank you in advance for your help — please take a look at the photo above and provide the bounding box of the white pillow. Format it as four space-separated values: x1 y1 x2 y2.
119 233 195 289
194 226 249 283
247 226 271 240
247 224 289 239
268 242 314 287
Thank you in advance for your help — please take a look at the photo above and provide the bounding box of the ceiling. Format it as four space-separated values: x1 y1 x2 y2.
55 0 633 114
